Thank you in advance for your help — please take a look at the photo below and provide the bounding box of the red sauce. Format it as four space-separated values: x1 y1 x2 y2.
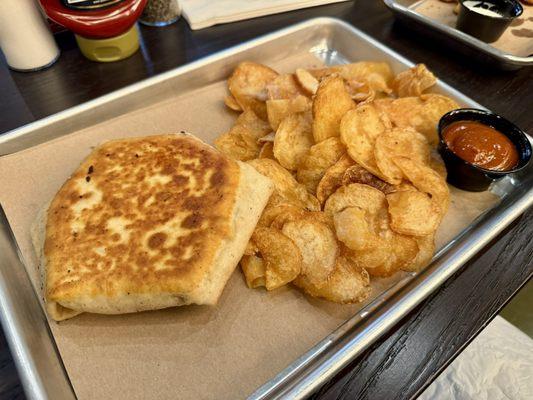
443 121 518 171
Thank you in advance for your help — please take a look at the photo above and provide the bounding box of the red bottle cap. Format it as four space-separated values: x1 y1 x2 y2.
40 0 147 39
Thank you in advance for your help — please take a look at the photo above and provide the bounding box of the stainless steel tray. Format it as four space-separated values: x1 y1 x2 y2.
0 17 532 400
384 0 533 70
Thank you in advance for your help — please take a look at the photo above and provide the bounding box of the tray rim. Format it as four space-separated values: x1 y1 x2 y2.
383 0 533 67
0 16 531 400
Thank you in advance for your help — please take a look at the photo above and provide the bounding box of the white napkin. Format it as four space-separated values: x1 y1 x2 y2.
419 316 533 400
180 0 353 30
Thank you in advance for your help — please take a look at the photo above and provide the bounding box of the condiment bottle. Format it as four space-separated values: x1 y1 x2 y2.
140 0 181 26
0 0 60 71
39 0 147 62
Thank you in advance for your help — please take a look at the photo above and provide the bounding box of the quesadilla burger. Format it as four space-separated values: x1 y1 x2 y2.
32 133 273 321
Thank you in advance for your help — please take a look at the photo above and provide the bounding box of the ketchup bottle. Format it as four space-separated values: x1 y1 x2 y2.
39 0 147 62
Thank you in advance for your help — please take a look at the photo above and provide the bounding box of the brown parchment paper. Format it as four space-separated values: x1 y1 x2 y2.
0 53 499 400
411 0 533 57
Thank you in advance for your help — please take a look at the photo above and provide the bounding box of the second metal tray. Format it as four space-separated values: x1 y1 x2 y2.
0 17 532 400
384 0 533 70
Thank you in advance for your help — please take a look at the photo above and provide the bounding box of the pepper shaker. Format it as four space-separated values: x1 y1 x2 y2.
140 0 181 26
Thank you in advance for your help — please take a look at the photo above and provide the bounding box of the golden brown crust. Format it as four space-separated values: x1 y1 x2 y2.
44 134 241 308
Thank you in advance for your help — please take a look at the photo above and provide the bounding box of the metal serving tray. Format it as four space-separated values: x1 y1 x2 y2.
384 0 533 70
0 18 531 400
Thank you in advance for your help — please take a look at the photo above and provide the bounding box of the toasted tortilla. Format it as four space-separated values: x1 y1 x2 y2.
32 134 273 320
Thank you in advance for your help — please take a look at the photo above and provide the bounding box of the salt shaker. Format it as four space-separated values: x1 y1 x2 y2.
140 0 181 26
0 0 59 71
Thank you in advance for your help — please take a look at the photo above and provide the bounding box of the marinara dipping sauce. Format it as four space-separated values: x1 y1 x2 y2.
442 121 519 171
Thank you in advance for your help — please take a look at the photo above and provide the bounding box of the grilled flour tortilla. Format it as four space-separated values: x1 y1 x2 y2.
32 134 273 321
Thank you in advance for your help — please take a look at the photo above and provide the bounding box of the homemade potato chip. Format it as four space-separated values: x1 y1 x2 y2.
327 184 417 275
236 109 272 136
244 240 258 256
310 62 394 95
295 68 319 95
257 203 298 226
263 192 294 212
306 194 321 212
306 211 335 229
393 64 436 97
347 231 417 278
374 94 459 145
344 238 390 276
258 142 275 159
430 151 447 179
390 233 419 272
258 132 275 143
214 127 260 161
306 67 331 80
374 128 431 185
316 154 355 204
386 189 440 236
345 80 375 103
282 220 338 286
214 110 271 161
293 257 371 303
340 104 391 178
240 255 265 288
224 95 242 111
266 95 311 131
340 62 394 94
405 234 435 272
257 203 285 227
248 158 319 211
341 164 395 194
296 137 346 194
273 113 314 170
228 62 278 120
324 183 387 215
252 227 302 290
334 206 377 251
326 183 411 277
267 73 306 100
312 75 355 142
393 157 450 217
260 203 331 229
270 207 306 230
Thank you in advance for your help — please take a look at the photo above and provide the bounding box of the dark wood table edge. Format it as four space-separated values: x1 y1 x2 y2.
410 270 533 400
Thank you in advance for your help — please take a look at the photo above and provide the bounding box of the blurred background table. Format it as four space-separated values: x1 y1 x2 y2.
0 1 532 399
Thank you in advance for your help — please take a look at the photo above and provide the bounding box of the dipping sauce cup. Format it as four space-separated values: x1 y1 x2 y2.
457 0 523 43
438 108 532 192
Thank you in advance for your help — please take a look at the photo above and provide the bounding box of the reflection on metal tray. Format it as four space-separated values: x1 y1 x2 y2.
384 0 533 70
0 17 532 400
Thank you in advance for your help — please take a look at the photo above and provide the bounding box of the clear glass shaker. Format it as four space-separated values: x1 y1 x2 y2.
140 0 181 27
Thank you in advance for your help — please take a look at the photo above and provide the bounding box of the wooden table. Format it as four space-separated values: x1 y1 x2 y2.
0 1 532 399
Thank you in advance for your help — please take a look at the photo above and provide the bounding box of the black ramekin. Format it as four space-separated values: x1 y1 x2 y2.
456 0 523 43
437 108 532 192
